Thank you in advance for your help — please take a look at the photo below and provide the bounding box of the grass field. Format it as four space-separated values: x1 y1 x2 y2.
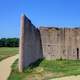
8 59 80 80
1 47 80 80
0 47 18 61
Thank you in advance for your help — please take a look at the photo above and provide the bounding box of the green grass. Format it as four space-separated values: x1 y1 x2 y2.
0 47 18 61
8 59 80 80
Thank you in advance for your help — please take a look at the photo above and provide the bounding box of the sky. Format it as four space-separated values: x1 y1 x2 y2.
0 0 80 38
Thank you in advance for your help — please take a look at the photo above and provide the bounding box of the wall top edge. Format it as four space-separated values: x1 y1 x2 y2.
39 27 80 30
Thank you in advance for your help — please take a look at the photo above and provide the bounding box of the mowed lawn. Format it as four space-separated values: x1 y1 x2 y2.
0 47 18 61
1 47 80 80
8 59 80 80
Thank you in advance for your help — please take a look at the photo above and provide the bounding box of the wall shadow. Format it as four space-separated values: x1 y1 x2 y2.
27 58 44 69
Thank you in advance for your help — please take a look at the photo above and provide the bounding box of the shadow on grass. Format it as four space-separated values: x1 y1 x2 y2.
29 58 44 68
24 58 44 72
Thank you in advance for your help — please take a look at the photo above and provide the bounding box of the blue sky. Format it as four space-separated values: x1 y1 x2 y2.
0 0 80 38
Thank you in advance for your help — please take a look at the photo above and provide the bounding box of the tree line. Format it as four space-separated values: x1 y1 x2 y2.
0 38 19 47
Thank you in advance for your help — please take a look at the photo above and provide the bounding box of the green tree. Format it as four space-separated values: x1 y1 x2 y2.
0 38 7 47
0 38 19 47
